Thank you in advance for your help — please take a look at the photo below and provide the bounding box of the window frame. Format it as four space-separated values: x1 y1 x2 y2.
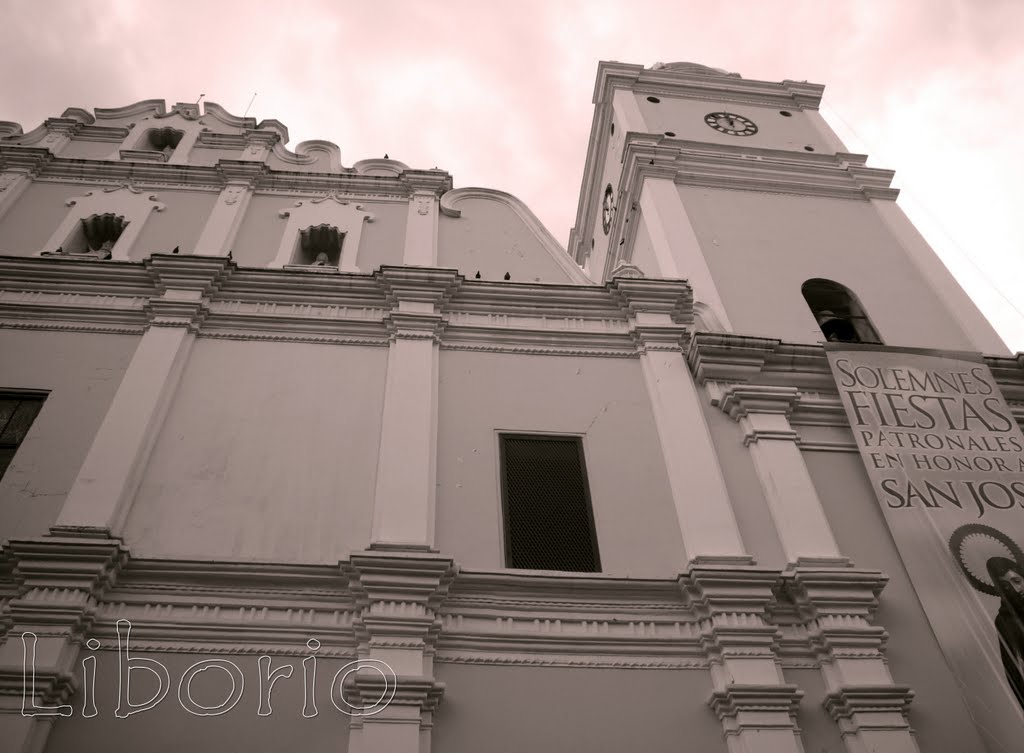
497 432 602 573
0 389 49 482
801 278 883 345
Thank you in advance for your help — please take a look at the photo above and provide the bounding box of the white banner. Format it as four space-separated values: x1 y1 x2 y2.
826 346 1024 750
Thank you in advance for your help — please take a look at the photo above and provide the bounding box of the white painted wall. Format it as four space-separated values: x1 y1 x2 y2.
0 330 138 539
677 185 980 350
435 350 684 576
124 339 387 563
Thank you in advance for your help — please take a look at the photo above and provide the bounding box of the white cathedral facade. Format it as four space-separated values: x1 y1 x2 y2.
0 61 1022 753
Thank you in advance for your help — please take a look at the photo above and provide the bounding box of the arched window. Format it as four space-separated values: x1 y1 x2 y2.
801 278 881 344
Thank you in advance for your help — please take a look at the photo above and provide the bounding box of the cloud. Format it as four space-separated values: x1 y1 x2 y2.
1 0 1021 348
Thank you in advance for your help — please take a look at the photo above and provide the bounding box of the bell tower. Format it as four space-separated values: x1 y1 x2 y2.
569 61 1007 355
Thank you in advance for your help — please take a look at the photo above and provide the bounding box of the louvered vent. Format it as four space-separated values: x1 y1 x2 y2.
501 434 600 572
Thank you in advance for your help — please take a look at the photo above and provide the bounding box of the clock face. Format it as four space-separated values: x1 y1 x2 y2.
704 112 758 136
601 185 614 234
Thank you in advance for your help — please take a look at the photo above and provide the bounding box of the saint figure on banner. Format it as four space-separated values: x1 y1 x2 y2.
987 557 1024 709
950 524 1024 713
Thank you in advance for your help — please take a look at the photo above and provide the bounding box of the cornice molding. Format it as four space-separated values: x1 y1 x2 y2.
400 169 452 194
689 333 1024 438
708 683 804 720
74 125 130 143
435 651 706 669
594 60 825 110
0 147 420 200
714 384 802 419
621 134 899 203
823 684 915 725
687 333 836 390
0 549 917 669
0 144 53 174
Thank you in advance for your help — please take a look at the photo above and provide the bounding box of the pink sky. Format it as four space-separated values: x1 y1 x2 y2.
2 0 1021 350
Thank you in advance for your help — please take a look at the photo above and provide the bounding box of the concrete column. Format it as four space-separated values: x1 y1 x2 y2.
714 384 846 567
686 567 805 753
614 278 749 565
403 191 439 267
344 552 454 753
54 255 230 536
0 536 127 753
370 268 458 549
784 569 919 753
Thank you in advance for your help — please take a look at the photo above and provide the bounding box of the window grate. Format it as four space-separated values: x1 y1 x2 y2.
500 434 600 573
0 393 46 481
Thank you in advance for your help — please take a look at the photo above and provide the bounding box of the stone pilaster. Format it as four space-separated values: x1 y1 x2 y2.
193 161 264 255
783 568 919 753
684 566 804 753
613 277 750 566
343 551 455 753
370 267 460 549
0 535 128 753
0 147 50 223
400 171 449 267
36 118 81 156
240 129 280 162
53 254 231 536
712 384 846 567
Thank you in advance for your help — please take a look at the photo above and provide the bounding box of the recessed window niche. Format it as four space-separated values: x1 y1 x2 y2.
292 224 343 268
140 127 184 158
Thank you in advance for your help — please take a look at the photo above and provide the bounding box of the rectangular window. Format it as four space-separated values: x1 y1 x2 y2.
0 392 46 481
500 434 601 572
